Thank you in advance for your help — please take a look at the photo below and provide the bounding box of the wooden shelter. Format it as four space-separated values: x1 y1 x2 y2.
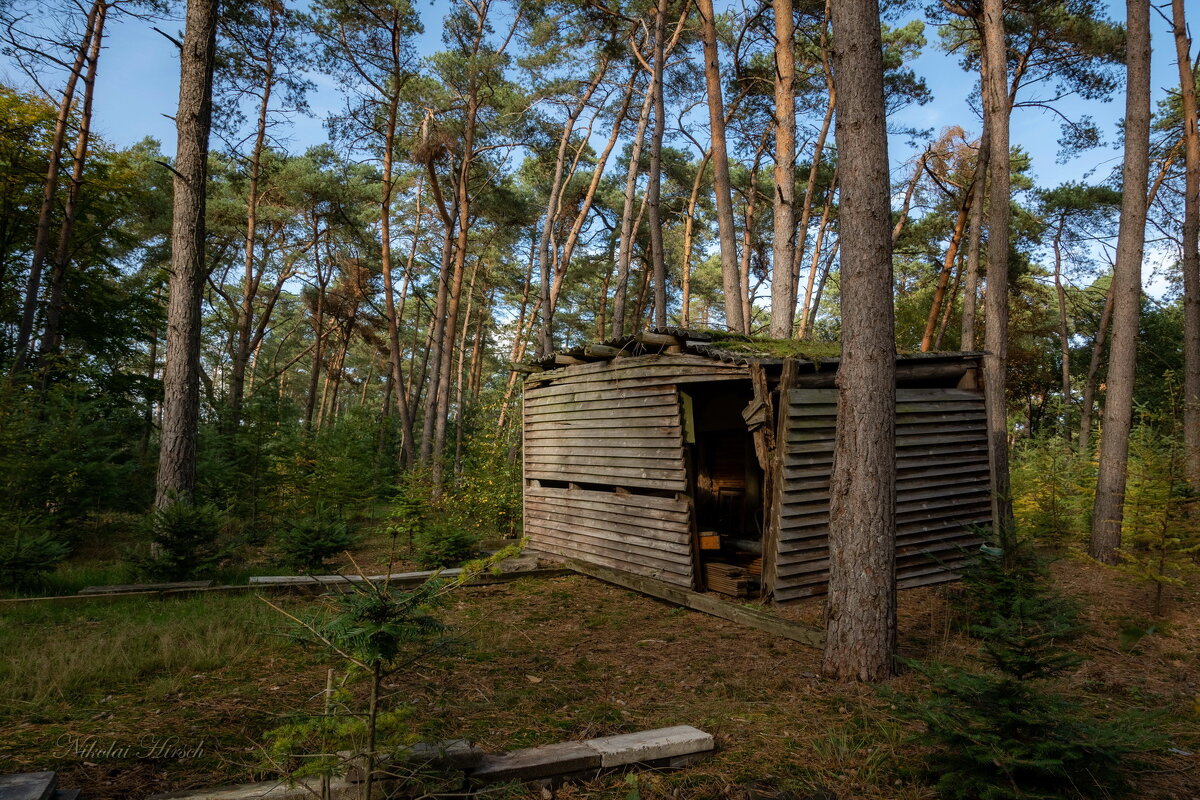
520 328 991 603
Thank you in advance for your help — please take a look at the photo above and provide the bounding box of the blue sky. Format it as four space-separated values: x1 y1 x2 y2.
3 1 1186 222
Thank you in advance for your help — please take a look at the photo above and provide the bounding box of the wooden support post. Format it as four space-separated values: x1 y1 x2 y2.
761 358 796 601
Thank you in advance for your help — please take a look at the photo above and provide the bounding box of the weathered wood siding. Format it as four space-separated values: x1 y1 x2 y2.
773 387 990 602
523 355 746 588
525 486 694 585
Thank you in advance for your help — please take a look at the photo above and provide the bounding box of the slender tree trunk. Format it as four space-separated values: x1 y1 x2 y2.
1172 0 1200 494
920 179 975 351
960 138 988 351
419 206 455 464
1079 281 1114 453
156 0 220 508
980 0 1014 531
1092 0 1150 563
680 151 712 328
1052 220 1072 441
770 0 796 337
823 0 896 682
228 3 277 426
647 0 668 329
380 92 415 466
891 148 928 245
38 0 108 367
611 78 653 338
14 1 99 367
432 75 481 490
797 169 837 340
696 0 744 332
538 60 606 355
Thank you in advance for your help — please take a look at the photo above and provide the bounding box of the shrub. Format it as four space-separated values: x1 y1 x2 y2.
414 521 477 570
134 501 225 581
275 515 356 573
892 530 1161 799
0 514 71 590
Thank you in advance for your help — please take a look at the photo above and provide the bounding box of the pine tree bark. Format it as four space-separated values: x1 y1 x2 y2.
822 0 896 682
1091 0 1151 563
980 0 1014 531
1171 0 1200 494
1052 218 1072 441
695 0 744 332
155 0 220 508
769 0 796 338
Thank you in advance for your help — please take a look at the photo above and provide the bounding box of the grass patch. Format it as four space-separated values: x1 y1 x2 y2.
0 594 297 708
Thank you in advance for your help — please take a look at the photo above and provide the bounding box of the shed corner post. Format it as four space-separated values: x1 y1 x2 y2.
760 357 798 601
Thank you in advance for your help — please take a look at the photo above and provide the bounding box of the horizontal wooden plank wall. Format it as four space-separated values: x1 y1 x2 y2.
773 387 990 603
525 486 694 586
523 356 748 589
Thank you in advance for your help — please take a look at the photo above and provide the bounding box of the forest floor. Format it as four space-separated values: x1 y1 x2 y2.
0 558 1197 800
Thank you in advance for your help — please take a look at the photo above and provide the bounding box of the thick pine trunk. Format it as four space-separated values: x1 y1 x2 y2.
696 0 744 332
769 0 796 338
822 0 896 683
1091 0 1151 562
1172 0 1200 494
980 0 1014 531
156 0 219 508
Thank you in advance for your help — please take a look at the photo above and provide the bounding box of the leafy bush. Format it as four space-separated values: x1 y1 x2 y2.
0 514 71 590
275 514 356 573
892 531 1161 799
134 501 225 581
414 521 477 570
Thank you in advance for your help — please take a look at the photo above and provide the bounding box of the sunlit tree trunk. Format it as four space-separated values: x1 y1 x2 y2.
696 0 744 332
1092 0 1150 563
1171 0 1200 494
769 0 796 338
156 0 220 508
823 0 895 682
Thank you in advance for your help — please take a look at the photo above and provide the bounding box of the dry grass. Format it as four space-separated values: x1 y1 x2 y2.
0 560 1196 800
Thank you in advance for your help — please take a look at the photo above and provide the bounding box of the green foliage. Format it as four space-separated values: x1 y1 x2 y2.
134 502 226 581
1011 438 1094 547
275 512 356 573
0 514 70 591
1117 396 1200 615
414 521 478 570
893 532 1160 799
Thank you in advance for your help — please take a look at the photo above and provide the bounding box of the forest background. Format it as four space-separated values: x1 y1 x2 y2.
0 0 1197 596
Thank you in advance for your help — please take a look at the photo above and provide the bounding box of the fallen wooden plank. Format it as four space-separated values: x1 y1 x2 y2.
558 557 823 648
0 567 573 605
78 580 212 595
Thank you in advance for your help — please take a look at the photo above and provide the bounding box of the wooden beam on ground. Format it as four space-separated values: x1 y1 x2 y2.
0 567 572 605
559 556 823 648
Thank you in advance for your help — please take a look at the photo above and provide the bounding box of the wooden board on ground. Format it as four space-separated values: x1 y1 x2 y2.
558 556 823 648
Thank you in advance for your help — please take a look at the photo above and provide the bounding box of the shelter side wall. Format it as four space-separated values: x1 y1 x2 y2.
522 357 748 589
773 387 990 603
